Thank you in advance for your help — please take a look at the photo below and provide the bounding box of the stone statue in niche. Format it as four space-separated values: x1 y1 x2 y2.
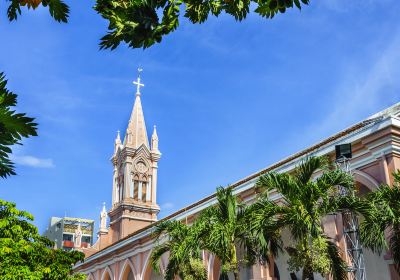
74 222 82 248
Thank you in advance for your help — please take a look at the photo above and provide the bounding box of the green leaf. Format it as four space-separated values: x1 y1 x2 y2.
0 73 37 178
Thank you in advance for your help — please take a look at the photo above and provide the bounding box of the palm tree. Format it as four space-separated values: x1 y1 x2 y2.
199 186 278 280
150 220 207 280
254 156 369 280
360 171 400 273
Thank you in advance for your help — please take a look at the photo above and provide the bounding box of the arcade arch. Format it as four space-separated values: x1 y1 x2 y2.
353 170 380 193
142 251 165 280
101 267 113 280
119 259 137 280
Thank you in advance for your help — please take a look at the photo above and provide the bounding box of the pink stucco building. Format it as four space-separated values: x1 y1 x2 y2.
74 77 400 280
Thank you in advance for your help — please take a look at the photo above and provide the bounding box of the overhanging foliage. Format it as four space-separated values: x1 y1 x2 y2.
6 0 69 22
0 73 37 178
94 0 310 49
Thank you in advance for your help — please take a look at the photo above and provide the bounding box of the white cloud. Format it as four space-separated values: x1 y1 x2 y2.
161 202 174 210
309 29 400 137
11 155 55 168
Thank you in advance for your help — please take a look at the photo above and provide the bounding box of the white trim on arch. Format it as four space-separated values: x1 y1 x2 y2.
118 258 138 280
353 169 380 191
87 273 95 280
101 266 114 280
141 249 168 279
140 250 153 280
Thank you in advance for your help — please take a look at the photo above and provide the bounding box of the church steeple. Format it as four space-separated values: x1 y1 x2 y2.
124 70 149 148
109 69 161 243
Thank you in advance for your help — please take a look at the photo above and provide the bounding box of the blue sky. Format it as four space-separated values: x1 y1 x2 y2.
0 0 399 233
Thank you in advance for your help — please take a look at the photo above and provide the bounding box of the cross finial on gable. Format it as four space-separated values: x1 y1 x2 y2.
133 68 144 96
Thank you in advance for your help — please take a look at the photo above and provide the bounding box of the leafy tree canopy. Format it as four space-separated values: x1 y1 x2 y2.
94 0 310 49
0 73 37 178
6 0 69 22
0 199 85 279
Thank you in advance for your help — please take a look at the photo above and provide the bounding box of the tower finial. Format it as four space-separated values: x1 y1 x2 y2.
99 202 108 233
151 125 159 152
133 68 144 96
115 130 121 149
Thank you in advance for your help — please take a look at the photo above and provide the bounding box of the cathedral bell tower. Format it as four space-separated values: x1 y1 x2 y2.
109 70 161 242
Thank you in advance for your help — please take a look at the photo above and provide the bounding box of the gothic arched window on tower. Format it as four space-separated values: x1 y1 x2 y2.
134 180 139 200
119 182 124 202
130 177 134 198
115 185 120 203
142 182 147 202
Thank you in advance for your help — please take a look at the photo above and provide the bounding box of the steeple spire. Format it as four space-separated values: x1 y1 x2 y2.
151 125 159 152
124 69 149 148
116 130 121 142
114 130 122 154
99 202 108 233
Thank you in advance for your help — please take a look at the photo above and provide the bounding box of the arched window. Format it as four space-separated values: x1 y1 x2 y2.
134 179 139 201
142 182 147 202
130 175 134 198
119 181 124 201
101 267 113 280
116 185 120 203
120 260 136 280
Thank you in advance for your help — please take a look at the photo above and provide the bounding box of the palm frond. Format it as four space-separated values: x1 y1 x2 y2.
326 239 348 280
256 172 300 202
219 272 229 280
164 257 181 280
392 171 400 187
216 186 237 223
0 73 37 178
295 156 329 185
390 224 400 273
150 243 170 273
316 168 354 195
321 195 371 219
359 219 387 255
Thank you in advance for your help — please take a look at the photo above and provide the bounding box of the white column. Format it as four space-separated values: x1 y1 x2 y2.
146 177 151 201
138 182 143 201
151 166 158 204
130 178 134 198
112 168 117 205
120 183 124 201
115 185 119 203
124 164 130 199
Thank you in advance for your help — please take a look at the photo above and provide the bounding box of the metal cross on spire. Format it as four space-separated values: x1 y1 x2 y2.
133 68 144 96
